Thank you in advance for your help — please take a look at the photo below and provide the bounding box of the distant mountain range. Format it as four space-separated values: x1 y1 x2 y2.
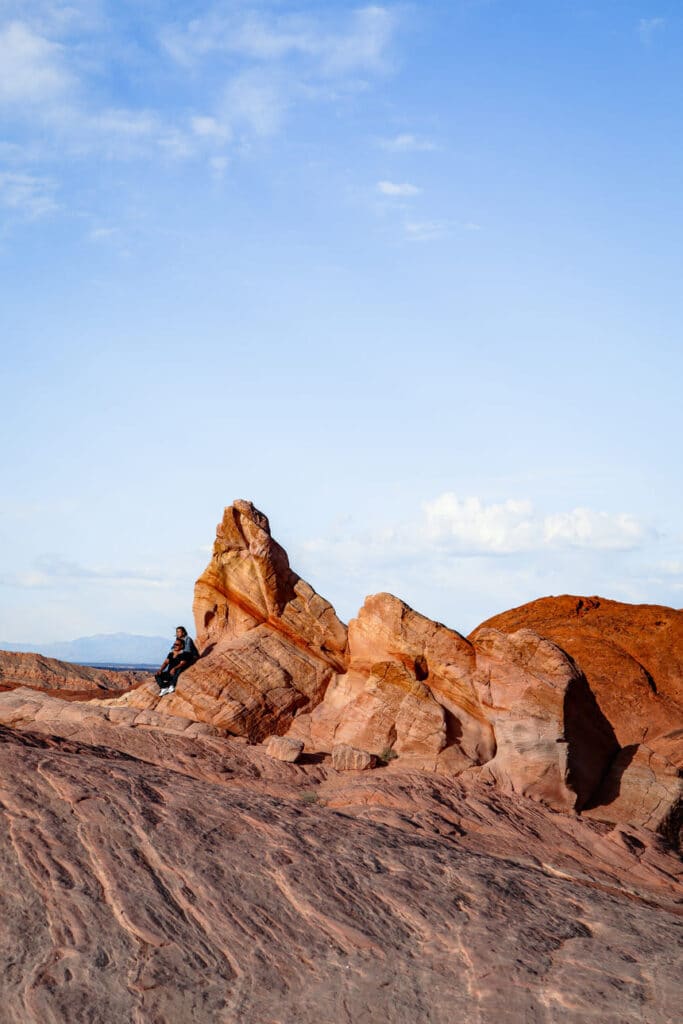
0 633 170 666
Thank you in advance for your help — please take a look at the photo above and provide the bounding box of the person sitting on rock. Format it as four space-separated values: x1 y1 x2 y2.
155 639 186 696
175 625 199 669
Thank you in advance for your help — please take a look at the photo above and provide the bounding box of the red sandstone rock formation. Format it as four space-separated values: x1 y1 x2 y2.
110 501 348 739
0 649 148 695
102 509 681 844
473 595 683 846
2 507 683 1022
294 594 617 814
473 594 683 745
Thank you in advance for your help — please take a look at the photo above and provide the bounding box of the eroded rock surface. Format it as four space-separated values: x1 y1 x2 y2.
0 649 148 695
107 501 348 740
473 595 683 840
474 594 683 747
3 508 683 1021
0 687 680 1024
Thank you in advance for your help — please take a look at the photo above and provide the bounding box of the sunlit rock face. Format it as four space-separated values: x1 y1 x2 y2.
0 649 149 694
1 505 682 1022
112 501 349 740
83 504 683 843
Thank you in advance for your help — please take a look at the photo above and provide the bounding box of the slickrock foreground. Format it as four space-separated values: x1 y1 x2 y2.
1 688 681 1024
1 501 682 1022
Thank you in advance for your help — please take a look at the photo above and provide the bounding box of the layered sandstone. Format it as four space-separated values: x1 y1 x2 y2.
98 511 682 842
107 501 348 740
0 685 680 1024
0 649 149 695
2 504 683 1022
292 594 617 814
474 595 683 844
473 594 683 746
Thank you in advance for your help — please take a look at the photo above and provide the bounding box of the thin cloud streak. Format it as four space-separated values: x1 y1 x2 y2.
378 180 421 196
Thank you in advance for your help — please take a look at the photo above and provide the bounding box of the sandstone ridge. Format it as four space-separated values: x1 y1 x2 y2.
1 501 682 1022
98 500 682 849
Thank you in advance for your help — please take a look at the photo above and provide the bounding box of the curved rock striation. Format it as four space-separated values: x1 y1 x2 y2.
0 649 148 695
49 514 683 845
0 685 680 1024
106 501 348 741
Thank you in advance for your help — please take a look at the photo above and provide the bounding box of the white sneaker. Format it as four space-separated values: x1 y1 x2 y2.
158 687 170 696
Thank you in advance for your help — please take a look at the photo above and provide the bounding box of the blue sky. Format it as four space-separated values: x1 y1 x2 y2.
1 1 682 644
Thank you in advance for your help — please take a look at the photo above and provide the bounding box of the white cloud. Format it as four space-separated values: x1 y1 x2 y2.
0 20 74 105
222 68 289 138
425 494 648 554
542 508 646 551
377 180 421 197
404 219 445 241
380 133 436 152
0 171 59 218
291 494 658 631
1 554 174 590
191 115 232 143
638 18 665 44
161 5 398 76
424 495 537 553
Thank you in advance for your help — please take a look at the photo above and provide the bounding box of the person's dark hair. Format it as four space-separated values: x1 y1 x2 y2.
176 626 187 636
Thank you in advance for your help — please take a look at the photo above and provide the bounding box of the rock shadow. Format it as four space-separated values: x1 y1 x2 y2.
582 744 638 812
564 672 620 811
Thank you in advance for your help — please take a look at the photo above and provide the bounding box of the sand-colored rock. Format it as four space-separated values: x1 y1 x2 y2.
347 593 493 762
265 735 303 762
472 628 618 812
306 594 492 768
0 686 681 1024
331 743 376 771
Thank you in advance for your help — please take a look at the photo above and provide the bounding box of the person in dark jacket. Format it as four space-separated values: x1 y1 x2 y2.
156 626 200 696
155 639 186 695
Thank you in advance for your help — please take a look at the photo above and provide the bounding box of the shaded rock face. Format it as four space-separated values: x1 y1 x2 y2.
474 594 683 747
472 628 618 812
473 595 683 840
0 687 681 1024
126 501 349 741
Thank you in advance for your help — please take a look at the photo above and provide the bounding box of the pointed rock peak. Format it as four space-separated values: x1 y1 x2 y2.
194 500 348 669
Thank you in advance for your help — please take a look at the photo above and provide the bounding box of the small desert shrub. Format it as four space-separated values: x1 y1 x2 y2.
380 747 398 763
300 790 320 805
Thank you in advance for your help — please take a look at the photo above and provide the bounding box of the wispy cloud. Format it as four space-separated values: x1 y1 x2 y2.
0 20 74 105
377 180 421 197
0 171 59 218
0 3 404 192
0 554 174 590
404 219 445 241
638 18 665 44
161 5 399 76
380 133 436 152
